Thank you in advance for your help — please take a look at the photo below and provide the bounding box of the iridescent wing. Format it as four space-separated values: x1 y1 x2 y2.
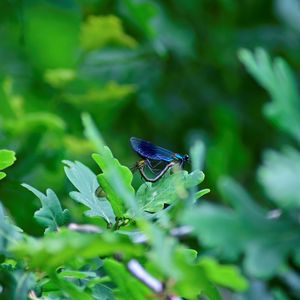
130 137 175 162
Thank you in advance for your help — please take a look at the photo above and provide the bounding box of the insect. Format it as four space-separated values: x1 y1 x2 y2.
130 137 189 182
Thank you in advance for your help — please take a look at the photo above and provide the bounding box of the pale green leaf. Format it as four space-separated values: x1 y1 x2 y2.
239 48 300 143
258 147 300 209
0 203 22 256
64 160 115 225
181 177 300 278
0 270 36 300
22 184 70 232
136 170 205 212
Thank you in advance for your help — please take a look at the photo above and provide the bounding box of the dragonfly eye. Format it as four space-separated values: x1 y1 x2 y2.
183 154 189 162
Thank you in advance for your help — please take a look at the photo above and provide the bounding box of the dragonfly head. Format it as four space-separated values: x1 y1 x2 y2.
183 154 190 163
179 154 190 168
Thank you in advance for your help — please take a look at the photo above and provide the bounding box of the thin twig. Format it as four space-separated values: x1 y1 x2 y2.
68 223 102 233
127 259 163 293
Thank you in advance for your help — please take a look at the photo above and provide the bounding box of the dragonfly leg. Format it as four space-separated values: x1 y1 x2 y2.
145 159 168 174
138 161 176 182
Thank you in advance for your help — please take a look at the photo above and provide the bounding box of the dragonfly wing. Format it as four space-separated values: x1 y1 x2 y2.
130 137 174 162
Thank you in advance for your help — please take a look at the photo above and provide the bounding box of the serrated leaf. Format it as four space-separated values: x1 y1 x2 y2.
104 259 153 300
64 160 115 225
181 177 300 278
136 170 205 212
239 48 300 143
82 113 136 217
258 147 300 209
198 257 249 291
22 184 70 232
93 151 135 218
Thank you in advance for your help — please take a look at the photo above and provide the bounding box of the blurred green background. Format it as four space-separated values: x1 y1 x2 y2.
1 0 300 299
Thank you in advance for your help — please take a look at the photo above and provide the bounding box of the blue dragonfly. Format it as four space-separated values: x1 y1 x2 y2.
130 137 189 182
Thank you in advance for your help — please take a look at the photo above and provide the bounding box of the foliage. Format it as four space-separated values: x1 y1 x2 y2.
239 48 300 143
22 184 71 233
64 160 115 225
0 117 247 299
1 1 300 299
0 150 16 181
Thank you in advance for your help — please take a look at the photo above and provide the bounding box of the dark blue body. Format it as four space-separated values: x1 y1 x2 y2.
130 137 187 163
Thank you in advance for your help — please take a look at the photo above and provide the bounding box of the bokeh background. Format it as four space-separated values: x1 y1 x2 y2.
1 0 300 299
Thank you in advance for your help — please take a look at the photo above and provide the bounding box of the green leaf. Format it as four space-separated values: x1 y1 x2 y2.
82 113 136 217
64 160 115 225
120 0 159 39
181 177 300 278
0 270 36 300
65 81 136 106
5 112 66 134
139 223 221 299
258 147 300 209
0 203 22 256
44 68 76 88
80 15 137 51
92 284 114 300
198 257 249 291
59 270 97 280
140 221 180 279
239 48 300 143
173 248 221 300
136 170 204 212
190 139 205 172
51 273 94 300
104 259 153 300
22 184 70 232
195 188 211 200
0 149 16 180
0 150 16 170
11 228 143 272
93 151 135 218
